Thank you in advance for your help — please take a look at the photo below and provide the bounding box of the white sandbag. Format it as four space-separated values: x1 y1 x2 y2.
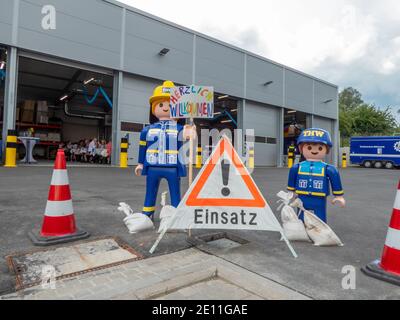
118 202 154 234
118 202 134 216
281 203 298 223
158 205 177 233
158 191 185 234
281 205 311 242
277 190 294 203
290 198 343 247
303 210 343 247
277 191 310 242
123 213 154 234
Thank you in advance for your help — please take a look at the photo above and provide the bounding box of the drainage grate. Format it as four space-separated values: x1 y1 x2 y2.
207 238 243 250
187 232 249 249
6 236 143 291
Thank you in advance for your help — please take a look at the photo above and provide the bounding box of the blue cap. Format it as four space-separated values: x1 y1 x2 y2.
297 128 333 147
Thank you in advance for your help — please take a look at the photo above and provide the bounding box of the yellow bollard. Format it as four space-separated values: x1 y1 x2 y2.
248 146 255 170
120 137 128 168
342 152 347 169
287 146 295 169
195 147 202 168
287 153 293 168
4 130 18 168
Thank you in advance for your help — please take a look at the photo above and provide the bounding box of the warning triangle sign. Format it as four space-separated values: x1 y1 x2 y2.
151 136 297 257
186 136 266 208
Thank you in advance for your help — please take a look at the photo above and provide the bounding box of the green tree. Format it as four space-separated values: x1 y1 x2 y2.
339 87 364 111
339 87 398 146
351 105 397 136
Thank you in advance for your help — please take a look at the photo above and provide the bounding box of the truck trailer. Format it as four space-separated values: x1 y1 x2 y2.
350 136 400 169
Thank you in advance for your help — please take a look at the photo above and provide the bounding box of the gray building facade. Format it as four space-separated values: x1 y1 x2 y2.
0 0 339 166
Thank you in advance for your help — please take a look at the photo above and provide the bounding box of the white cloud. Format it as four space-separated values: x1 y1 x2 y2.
382 59 396 75
118 0 400 119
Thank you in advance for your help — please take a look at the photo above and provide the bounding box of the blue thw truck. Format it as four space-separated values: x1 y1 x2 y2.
350 136 400 169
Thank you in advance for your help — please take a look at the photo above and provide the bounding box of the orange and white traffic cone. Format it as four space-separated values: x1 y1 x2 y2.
362 179 400 285
29 149 90 246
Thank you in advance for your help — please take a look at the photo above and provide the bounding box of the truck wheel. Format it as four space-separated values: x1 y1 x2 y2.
385 162 394 169
374 161 383 169
363 161 372 168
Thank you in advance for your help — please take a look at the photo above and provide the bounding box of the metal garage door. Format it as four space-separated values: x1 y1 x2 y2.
118 74 161 165
244 101 279 166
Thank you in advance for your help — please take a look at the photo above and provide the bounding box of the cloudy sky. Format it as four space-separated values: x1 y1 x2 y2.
119 0 400 121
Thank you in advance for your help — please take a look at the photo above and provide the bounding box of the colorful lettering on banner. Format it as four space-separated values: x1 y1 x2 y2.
169 85 214 119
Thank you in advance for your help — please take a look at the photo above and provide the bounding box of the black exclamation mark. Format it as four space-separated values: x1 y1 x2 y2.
221 159 230 197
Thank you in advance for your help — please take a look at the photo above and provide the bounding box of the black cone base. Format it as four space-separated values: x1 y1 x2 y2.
361 259 400 287
29 227 90 246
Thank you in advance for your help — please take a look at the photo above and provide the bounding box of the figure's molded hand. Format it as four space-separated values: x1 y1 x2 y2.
135 164 143 176
183 125 197 140
331 196 346 208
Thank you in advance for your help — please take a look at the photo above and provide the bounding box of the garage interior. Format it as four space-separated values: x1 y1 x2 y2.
194 93 238 155
283 108 308 156
16 56 114 163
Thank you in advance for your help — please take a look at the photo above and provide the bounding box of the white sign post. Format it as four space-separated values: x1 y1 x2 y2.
150 136 297 258
169 85 214 186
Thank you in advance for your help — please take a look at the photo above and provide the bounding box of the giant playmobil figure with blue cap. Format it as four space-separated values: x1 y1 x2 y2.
135 80 196 218
287 128 345 223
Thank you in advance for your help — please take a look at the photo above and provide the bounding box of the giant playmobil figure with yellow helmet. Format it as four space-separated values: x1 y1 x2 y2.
135 81 196 219
287 128 345 223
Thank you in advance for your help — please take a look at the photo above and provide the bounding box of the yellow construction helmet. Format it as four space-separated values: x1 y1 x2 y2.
149 80 175 106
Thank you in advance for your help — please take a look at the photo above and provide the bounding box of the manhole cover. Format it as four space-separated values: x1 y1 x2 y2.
157 278 263 300
187 232 249 250
6 237 143 290
207 238 243 250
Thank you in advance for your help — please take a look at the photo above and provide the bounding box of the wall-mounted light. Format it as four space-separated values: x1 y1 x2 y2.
221 120 233 124
218 95 229 100
323 99 333 104
84 77 95 85
59 94 69 101
263 81 274 86
287 110 297 114
231 109 238 113
0 61 5 70
213 112 222 116
159 48 170 56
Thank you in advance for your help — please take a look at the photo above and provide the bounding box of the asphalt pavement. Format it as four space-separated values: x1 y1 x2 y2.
0 164 399 299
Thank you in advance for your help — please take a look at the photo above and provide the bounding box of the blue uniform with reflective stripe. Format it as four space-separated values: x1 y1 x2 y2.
138 120 186 216
287 161 344 222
